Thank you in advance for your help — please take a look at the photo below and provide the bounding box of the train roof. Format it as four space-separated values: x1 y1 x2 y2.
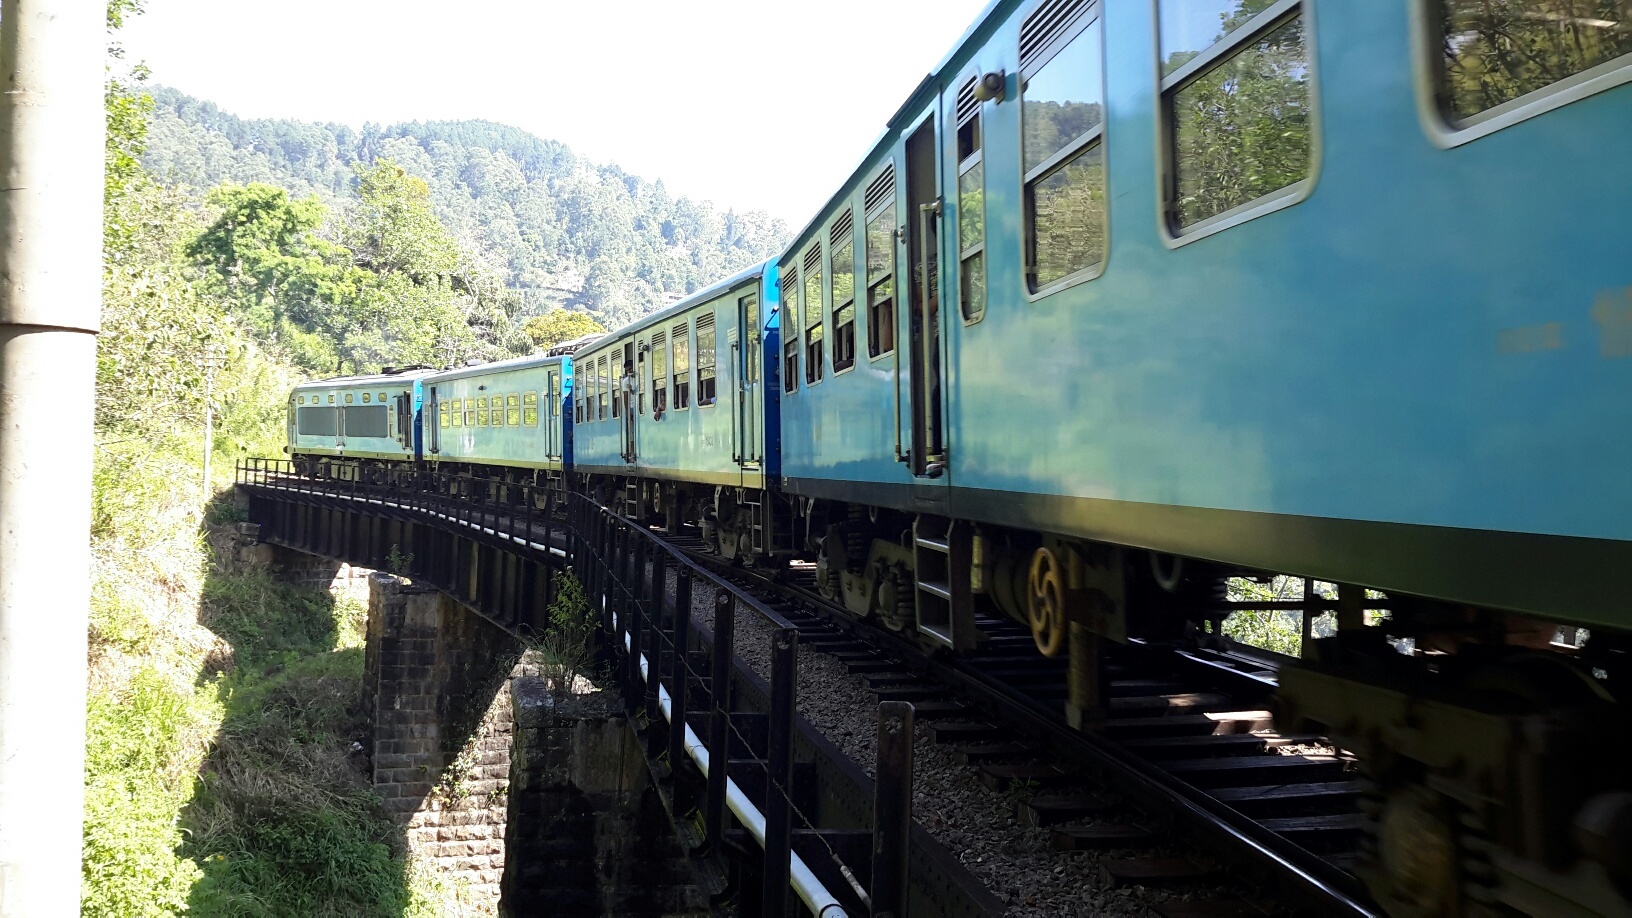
292 367 438 391
577 259 773 356
421 351 570 386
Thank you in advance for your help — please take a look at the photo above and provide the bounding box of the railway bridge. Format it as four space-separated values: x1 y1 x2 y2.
233 459 1000 918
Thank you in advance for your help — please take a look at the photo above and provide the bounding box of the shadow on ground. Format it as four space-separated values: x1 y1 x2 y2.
176 495 422 917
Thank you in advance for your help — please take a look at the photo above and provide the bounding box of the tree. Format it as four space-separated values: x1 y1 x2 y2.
522 309 605 351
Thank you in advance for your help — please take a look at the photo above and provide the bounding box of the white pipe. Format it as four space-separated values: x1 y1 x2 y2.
634 640 847 917
0 1 104 914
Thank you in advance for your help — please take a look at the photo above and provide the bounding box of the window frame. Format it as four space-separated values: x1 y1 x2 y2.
651 331 668 415
671 322 691 410
1155 0 1321 248
696 313 718 407
1413 0 1632 148
864 179 897 362
802 245 825 386
781 269 801 392
1020 1 1111 300
956 73 988 325
830 211 858 373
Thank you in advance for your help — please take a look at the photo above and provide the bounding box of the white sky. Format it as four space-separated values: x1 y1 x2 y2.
123 0 994 225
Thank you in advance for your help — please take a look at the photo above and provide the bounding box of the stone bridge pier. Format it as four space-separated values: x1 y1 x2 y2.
363 572 705 917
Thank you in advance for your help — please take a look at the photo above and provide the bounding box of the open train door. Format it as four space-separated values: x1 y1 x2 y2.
900 91 976 652
900 97 949 483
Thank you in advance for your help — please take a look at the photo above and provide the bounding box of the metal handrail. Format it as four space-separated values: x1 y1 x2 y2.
231 460 902 917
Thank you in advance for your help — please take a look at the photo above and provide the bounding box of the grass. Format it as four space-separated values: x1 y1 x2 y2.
83 339 446 915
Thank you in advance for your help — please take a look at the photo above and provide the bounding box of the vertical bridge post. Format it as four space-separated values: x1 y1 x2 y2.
761 629 798 916
872 701 915 918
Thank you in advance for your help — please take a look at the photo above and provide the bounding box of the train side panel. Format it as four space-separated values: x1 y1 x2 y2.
422 355 569 472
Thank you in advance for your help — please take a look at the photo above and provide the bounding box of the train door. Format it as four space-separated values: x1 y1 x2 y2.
733 291 762 476
901 98 949 480
620 342 637 463
543 370 559 461
427 386 440 455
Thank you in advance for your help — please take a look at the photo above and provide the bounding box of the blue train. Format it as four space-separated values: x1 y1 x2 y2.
289 1 1632 913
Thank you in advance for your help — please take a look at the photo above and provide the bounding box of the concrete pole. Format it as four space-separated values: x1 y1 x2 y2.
0 1 105 915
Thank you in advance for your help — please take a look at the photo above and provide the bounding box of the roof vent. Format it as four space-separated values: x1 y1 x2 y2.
956 75 980 125
1021 0 1089 72
830 209 854 246
864 165 896 215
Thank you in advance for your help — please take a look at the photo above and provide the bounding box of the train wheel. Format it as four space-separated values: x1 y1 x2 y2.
1027 548 1066 657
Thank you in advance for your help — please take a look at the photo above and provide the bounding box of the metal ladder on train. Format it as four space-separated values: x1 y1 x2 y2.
621 481 641 520
913 516 978 652
738 489 769 556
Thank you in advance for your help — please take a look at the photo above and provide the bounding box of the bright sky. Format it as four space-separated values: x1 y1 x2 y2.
123 0 994 225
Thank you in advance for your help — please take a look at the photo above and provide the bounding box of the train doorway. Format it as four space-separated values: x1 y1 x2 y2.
735 292 762 474
620 342 637 463
903 103 946 479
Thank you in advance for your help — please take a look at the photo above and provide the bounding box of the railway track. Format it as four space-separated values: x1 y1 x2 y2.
238 466 1380 915
664 531 1381 918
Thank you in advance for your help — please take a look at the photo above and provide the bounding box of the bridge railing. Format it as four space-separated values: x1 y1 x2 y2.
233 459 915 918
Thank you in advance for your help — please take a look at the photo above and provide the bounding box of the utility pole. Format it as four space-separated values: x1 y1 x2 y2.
0 2 104 915
201 344 227 503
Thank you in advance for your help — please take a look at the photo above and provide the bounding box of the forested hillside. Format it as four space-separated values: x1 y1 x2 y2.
143 87 792 329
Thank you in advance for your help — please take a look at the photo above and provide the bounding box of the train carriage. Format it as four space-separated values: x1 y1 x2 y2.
767 0 1632 913
422 354 574 494
288 369 432 479
572 262 784 559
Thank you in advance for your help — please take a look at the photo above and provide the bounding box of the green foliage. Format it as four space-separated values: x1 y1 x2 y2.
1222 576 1331 657
525 572 598 695
143 87 792 329
83 667 216 918
183 646 414 918
202 570 343 667
521 308 606 351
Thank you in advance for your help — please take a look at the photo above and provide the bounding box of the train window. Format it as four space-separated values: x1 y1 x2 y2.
781 270 799 391
463 398 475 428
438 401 450 429
956 76 987 322
672 323 691 409
1021 2 1106 292
652 332 668 415
378 392 387 403
492 396 505 428
696 315 717 406
345 393 354 404
598 355 610 420
477 396 490 427
1431 0 1632 132
524 390 539 427
362 392 371 403
802 246 824 384
743 294 760 385
297 406 338 437
1159 0 1313 236
328 395 335 404
507 393 521 426
831 212 856 372
864 178 896 359
611 356 622 419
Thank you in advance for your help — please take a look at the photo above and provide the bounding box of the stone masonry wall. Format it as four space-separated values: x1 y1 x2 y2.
501 678 707 917
365 574 526 913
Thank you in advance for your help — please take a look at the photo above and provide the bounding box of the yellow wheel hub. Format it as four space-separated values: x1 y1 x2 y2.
1027 547 1066 657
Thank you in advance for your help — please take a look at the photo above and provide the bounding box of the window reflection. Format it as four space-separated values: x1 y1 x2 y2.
1023 18 1107 291
1031 146 1106 289
1160 0 1267 75
1022 20 1105 174
1439 0 1632 121
959 163 984 253
1171 16 1311 228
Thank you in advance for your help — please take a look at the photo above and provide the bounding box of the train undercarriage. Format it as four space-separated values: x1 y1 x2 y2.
296 455 1632 915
